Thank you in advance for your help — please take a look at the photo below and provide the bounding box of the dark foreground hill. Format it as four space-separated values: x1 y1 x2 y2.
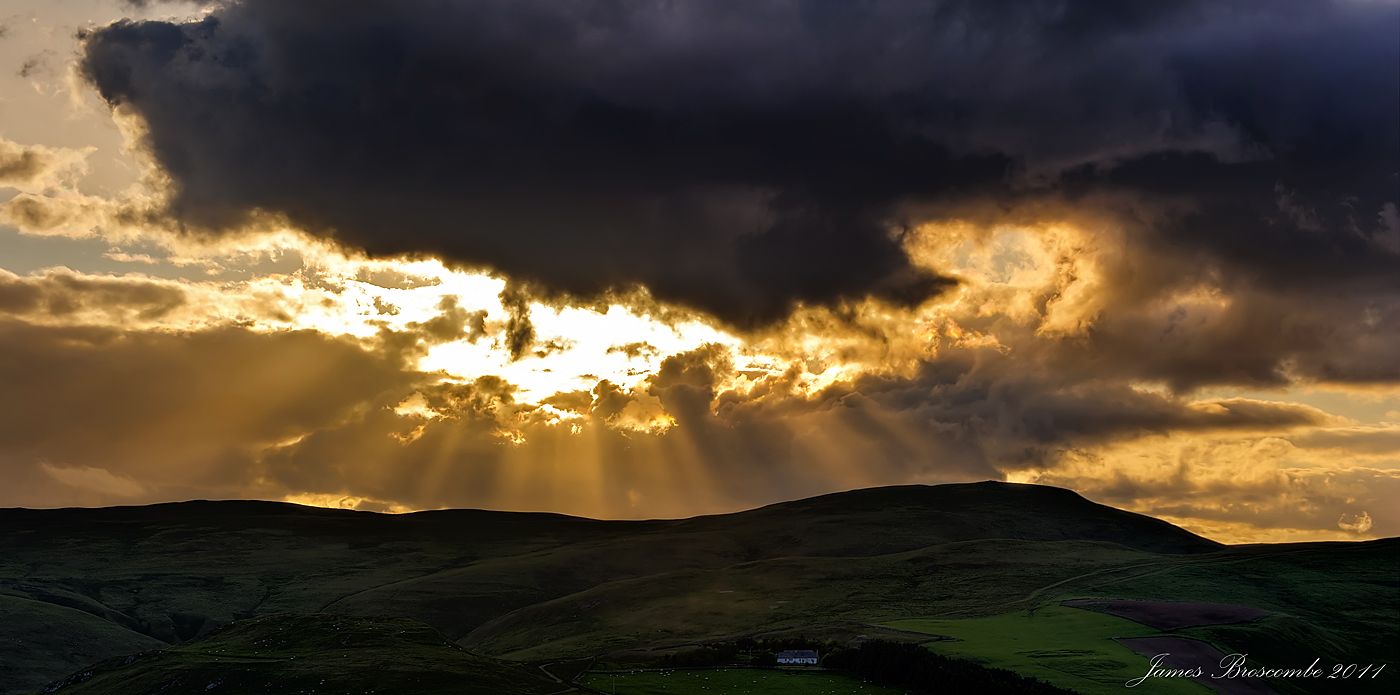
1 482 1394 695
33 613 560 695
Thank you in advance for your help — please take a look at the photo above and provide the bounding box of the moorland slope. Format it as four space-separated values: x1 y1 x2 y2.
2 482 1392 695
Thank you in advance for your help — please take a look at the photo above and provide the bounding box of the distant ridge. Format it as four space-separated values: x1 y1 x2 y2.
0 497 596 523
683 481 1222 555
1 481 1217 555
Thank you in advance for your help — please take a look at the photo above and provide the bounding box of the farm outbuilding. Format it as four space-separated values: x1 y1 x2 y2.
776 649 819 665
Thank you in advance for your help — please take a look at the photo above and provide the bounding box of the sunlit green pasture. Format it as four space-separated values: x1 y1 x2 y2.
884 604 1213 695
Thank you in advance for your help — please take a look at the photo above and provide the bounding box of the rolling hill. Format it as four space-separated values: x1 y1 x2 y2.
1 482 1393 695
30 613 562 695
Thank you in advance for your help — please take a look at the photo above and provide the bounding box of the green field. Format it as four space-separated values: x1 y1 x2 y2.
886 605 1213 695
581 668 902 695
461 539 1160 659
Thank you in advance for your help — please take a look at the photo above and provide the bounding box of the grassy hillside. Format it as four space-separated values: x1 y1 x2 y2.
0 594 164 693
1087 539 1399 664
460 539 1159 659
887 605 1216 695
2 483 1393 695
30 613 561 695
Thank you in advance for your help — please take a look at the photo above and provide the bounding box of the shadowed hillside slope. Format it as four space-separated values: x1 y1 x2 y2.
32 613 561 695
1 482 1389 695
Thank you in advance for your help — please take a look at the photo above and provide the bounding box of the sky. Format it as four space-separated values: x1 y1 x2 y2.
0 0 1397 543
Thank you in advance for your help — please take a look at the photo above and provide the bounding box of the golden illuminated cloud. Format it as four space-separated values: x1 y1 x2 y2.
0 0 1396 546
1 206 1393 542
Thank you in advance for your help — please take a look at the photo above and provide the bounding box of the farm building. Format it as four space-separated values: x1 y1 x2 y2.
776 649 819 665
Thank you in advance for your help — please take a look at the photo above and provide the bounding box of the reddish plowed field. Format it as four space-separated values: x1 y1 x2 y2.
1116 636 1278 695
1062 599 1271 630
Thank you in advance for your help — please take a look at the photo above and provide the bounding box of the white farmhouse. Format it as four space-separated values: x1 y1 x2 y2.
776 649 819 665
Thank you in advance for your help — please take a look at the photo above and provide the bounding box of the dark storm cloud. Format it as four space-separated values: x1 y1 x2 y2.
77 0 1397 324
788 349 1329 466
1044 282 1400 391
498 282 538 361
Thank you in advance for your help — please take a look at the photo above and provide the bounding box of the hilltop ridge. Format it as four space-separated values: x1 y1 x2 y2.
0 481 1217 556
673 481 1221 555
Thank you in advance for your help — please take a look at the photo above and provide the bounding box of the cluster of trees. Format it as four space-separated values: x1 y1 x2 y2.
660 636 836 668
825 640 1078 695
659 644 742 668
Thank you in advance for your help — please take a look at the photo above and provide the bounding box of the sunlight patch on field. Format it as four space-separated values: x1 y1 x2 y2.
884 606 1214 695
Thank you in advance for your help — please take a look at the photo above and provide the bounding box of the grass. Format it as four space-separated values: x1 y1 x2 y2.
1174 616 1395 695
884 605 1215 695
3 483 1210 692
0 594 164 693
28 613 561 695
580 668 903 695
2 484 1393 694
1086 540 1400 665
462 540 1161 660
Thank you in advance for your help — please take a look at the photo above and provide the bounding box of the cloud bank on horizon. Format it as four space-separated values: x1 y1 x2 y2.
0 0 1397 542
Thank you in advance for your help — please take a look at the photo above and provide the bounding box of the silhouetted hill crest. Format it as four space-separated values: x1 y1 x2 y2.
670 481 1220 555
0 482 1219 555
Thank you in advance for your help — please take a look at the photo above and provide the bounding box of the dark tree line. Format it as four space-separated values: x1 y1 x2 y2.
656 637 1077 693
660 636 836 668
825 640 1079 695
